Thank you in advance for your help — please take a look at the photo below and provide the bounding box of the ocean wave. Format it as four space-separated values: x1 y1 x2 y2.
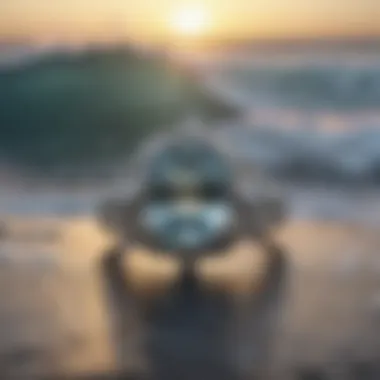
203 54 380 185
3 46 380 187
210 62 380 110
0 47 237 170
218 126 380 185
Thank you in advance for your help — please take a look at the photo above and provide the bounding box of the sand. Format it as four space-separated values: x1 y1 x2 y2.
0 217 379 378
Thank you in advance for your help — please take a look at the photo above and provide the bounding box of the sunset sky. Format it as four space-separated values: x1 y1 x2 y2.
1 0 379 43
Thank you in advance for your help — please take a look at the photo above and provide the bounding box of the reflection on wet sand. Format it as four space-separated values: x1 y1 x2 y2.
0 218 379 378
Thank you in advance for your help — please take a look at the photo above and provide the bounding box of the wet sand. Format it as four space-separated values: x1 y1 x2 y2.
0 217 379 378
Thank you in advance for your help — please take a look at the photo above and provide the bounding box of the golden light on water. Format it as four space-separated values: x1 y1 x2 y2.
169 4 209 36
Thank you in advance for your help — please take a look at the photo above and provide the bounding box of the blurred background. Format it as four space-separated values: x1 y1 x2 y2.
0 1 380 219
0 0 380 378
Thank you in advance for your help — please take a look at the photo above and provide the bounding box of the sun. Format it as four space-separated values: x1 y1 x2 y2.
170 5 208 36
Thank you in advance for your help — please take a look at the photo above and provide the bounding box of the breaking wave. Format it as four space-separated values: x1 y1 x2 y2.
2 45 380 186
206 54 380 110
218 125 380 185
0 46 236 173
206 54 380 185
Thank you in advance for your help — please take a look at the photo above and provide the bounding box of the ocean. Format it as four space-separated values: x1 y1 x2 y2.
198 44 380 183
1 41 380 223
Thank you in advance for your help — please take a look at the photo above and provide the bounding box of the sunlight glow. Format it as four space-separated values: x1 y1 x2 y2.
169 5 209 36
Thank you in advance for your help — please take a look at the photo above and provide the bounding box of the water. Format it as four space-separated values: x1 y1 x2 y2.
197 45 380 185
1 42 380 223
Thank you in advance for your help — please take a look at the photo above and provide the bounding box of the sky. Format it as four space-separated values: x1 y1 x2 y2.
0 0 379 43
